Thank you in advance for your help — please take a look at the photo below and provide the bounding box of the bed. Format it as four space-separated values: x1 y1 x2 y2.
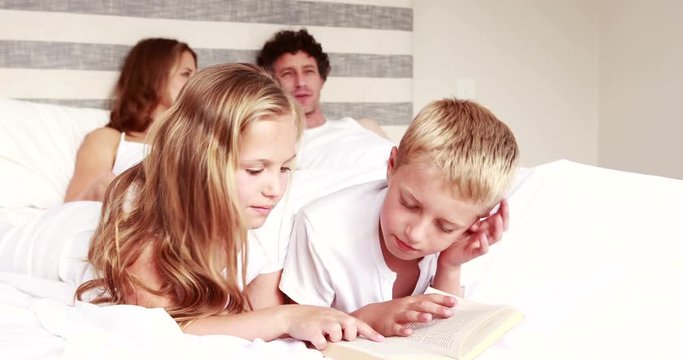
1 99 682 359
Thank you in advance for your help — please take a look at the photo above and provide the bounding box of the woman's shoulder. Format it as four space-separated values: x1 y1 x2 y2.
80 127 121 149
76 127 122 158
86 127 122 142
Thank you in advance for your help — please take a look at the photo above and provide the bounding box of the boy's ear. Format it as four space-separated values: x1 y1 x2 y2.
386 146 398 180
466 218 482 233
466 205 496 232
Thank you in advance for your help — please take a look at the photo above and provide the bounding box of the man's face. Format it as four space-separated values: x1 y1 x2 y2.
272 51 325 125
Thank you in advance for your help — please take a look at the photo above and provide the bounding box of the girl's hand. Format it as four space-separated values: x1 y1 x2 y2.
351 294 456 337
282 305 384 349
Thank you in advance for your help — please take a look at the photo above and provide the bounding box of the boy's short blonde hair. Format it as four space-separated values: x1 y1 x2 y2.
396 98 519 210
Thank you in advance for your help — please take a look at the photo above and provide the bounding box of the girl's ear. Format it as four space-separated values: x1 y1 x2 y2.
386 146 398 180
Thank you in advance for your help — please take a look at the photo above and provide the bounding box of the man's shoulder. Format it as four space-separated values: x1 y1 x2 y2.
327 116 361 127
326 117 381 135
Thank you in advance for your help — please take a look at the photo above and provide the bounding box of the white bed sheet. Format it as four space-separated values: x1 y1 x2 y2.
468 160 683 359
1 159 682 359
0 272 323 360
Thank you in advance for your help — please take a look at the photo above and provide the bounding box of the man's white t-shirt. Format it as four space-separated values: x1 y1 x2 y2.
279 180 438 314
296 117 394 170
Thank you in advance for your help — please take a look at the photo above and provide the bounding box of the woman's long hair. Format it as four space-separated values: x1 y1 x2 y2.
108 38 197 133
76 64 303 323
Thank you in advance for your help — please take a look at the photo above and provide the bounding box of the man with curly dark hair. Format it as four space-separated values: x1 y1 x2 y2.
256 29 392 170
257 29 332 129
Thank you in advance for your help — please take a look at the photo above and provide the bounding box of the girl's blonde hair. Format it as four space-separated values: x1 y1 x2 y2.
396 98 519 210
76 63 303 323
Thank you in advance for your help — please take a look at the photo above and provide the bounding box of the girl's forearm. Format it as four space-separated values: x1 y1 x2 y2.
183 305 288 340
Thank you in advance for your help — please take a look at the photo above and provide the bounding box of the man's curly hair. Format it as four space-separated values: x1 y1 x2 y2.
256 29 331 80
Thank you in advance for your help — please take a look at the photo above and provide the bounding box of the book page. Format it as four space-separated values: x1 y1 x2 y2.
327 299 516 359
326 337 450 359
459 310 523 360
403 306 503 357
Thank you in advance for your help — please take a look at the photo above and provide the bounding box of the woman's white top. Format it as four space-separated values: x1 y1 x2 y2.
111 132 146 176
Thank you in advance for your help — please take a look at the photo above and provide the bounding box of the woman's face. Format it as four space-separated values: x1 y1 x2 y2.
166 51 197 104
236 115 298 229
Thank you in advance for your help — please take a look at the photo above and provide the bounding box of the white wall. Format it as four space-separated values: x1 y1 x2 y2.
412 0 599 167
599 0 683 180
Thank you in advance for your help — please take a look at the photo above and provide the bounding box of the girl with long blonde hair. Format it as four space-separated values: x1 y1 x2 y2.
68 63 381 347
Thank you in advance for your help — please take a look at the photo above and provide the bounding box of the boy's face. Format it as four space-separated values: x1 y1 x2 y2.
379 149 486 262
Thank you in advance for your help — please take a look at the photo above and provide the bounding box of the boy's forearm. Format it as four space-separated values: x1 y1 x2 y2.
432 263 462 296
349 303 374 325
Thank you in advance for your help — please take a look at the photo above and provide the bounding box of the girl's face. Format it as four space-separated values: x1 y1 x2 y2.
236 115 298 229
166 51 197 104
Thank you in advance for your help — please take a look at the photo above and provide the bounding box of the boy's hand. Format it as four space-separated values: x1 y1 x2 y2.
439 199 509 268
283 305 384 350
351 294 456 337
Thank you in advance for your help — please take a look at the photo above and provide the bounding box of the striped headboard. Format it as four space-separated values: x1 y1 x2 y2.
0 0 413 126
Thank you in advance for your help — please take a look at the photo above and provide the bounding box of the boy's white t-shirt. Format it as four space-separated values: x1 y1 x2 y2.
279 180 438 314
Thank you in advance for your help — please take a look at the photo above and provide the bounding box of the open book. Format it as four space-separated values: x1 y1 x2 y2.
324 295 522 360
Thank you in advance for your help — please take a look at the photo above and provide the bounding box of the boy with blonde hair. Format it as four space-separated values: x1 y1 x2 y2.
280 98 519 336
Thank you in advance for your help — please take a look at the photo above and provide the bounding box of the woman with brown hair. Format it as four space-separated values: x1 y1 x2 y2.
64 38 197 201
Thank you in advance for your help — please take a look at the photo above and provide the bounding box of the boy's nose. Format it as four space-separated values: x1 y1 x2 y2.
405 219 428 244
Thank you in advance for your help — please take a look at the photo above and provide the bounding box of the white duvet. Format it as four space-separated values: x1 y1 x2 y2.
469 160 683 360
0 272 323 360
1 159 682 359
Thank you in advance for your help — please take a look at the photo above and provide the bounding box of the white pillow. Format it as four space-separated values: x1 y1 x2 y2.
0 99 109 208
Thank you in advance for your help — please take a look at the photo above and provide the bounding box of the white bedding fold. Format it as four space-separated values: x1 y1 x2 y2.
0 276 324 360
32 299 324 360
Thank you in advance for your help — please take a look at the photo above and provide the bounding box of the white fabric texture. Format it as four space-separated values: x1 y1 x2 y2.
111 132 146 176
280 180 438 313
0 201 271 289
466 160 683 360
0 99 108 208
296 117 394 170
0 207 46 236
0 201 101 284
0 275 323 360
